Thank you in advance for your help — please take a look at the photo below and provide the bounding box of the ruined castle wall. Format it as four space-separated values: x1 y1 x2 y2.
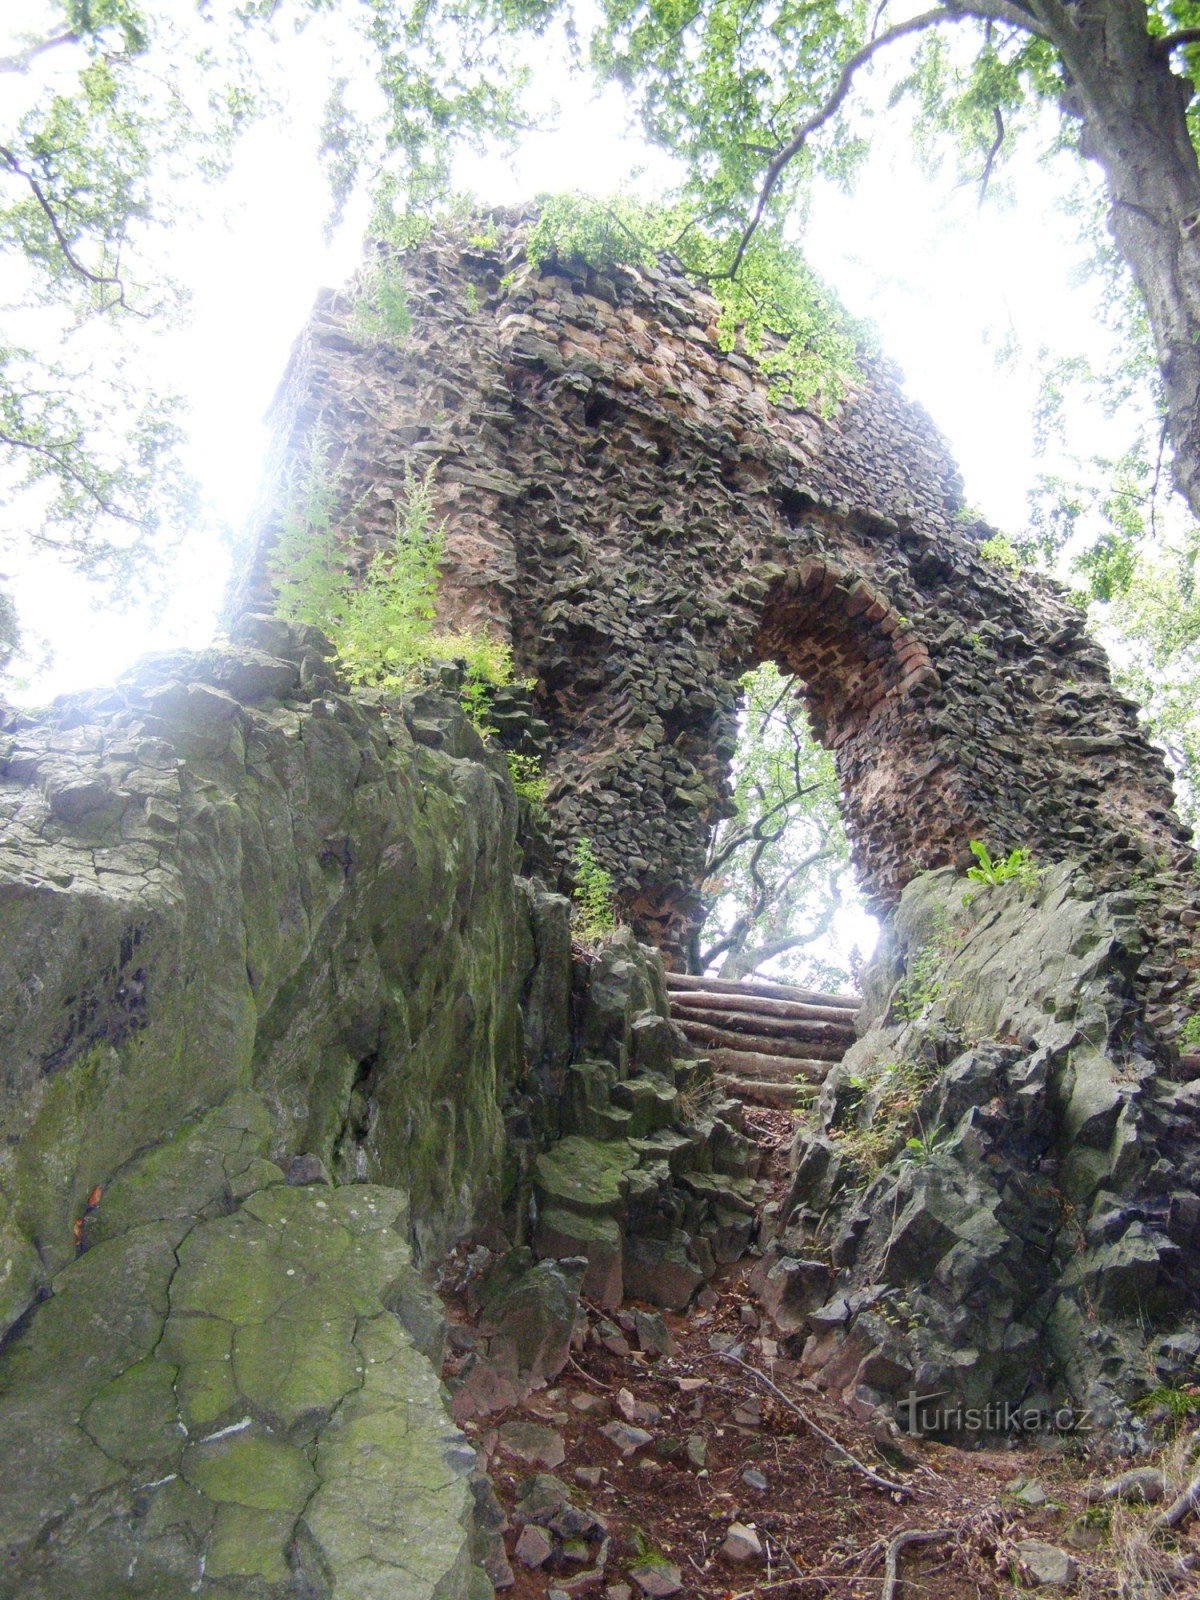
231 212 1198 1035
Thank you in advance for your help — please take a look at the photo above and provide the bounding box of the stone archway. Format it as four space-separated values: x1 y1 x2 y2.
748 557 958 918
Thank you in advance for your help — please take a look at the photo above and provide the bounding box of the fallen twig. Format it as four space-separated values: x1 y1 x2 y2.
567 1352 612 1390
712 1351 916 1497
1156 1468 1200 1531
728 1576 882 1598
880 1526 955 1600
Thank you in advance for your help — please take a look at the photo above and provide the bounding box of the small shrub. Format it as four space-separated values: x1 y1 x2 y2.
894 941 945 1021
572 838 617 943
506 751 547 812
965 840 1039 891
270 433 349 631
829 1056 938 1175
271 456 516 727
1180 1014 1200 1048
1134 1384 1200 1421
677 1072 723 1124
335 466 443 687
350 254 412 348
979 533 1023 573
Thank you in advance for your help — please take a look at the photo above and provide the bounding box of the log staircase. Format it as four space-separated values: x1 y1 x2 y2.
665 971 860 1109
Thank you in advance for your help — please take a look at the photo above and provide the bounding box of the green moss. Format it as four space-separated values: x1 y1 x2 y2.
80 1357 181 1465
205 1502 296 1583
534 1135 636 1215
182 1431 317 1512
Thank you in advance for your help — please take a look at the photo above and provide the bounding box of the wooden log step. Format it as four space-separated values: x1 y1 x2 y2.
707 1048 831 1084
671 1004 854 1043
676 1018 845 1061
667 988 859 1025
666 971 859 1010
716 1074 815 1109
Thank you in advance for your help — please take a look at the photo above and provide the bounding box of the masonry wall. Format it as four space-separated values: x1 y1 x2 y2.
230 209 1200 1038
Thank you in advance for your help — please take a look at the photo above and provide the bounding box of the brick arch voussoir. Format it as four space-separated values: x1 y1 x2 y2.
750 558 939 748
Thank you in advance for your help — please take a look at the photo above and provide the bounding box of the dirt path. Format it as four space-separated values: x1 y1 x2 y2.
445 1110 1200 1599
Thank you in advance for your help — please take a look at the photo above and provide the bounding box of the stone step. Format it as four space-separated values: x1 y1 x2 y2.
671 1002 854 1043
716 1074 816 1109
675 1017 845 1061
706 1046 829 1082
666 971 859 1010
667 988 859 1025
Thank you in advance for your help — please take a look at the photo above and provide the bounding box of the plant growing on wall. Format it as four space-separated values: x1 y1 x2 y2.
965 840 1039 891
349 253 413 348
270 449 514 726
505 751 547 813
572 837 617 944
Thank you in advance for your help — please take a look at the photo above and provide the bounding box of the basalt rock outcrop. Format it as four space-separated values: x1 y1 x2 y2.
0 620 754 1596
776 863 1200 1439
232 208 1199 1047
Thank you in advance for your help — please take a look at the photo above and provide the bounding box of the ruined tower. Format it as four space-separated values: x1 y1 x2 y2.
235 207 1199 1038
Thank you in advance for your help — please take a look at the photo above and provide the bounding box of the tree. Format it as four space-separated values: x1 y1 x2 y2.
1098 531 1200 827
496 0 1200 530
692 664 859 988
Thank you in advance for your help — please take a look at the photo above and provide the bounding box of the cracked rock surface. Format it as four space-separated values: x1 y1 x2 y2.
0 1094 484 1598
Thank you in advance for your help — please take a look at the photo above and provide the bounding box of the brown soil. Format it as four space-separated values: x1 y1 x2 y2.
445 1109 1200 1600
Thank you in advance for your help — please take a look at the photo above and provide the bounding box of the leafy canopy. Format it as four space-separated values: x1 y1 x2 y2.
0 0 534 659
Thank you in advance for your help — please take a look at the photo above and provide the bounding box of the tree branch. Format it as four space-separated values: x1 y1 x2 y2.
705 779 822 877
955 0 1050 35
728 905 839 978
0 31 80 74
728 8 959 279
713 1351 913 1497
1154 28 1200 57
0 427 134 524
881 1527 956 1600
0 145 135 310
978 105 1005 205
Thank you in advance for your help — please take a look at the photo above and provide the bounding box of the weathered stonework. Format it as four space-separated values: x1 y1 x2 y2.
231 208 1199 1044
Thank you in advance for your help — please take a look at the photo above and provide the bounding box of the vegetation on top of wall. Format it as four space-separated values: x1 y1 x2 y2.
525 192 867 412
978 532 1023 573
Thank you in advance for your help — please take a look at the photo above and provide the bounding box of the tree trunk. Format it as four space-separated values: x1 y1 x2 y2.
1032 0 1200 520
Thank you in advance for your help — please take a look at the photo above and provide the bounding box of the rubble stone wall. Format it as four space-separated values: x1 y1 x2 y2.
229 209 1199 1037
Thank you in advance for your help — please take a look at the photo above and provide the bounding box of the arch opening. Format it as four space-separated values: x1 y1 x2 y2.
691 661 875 992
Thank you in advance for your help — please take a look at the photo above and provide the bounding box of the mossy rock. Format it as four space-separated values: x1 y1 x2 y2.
533 1136 637 1217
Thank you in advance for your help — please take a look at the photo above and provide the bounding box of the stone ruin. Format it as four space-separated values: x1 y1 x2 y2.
234 206 1200 1023
0 205 1199 1596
